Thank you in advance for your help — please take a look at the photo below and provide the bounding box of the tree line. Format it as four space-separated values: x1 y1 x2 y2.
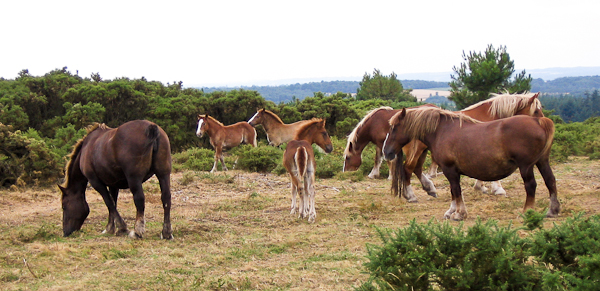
0 67 418 187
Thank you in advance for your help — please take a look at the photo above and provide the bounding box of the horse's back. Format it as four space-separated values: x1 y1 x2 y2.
82 120 171 187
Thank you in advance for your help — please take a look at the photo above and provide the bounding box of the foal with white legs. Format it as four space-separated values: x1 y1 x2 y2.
283 119 333 223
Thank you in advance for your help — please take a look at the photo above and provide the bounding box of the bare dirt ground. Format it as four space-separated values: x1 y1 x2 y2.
1 157 599 290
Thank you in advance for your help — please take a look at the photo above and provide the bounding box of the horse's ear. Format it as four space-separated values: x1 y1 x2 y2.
319 119 326 127
528 93 540 105
400 107 407 119
57 184 66 195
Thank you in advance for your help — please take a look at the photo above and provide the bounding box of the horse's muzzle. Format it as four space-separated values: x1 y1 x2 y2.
325 144 333 154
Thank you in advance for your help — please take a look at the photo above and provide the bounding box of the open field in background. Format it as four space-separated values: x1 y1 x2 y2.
1 157 599 290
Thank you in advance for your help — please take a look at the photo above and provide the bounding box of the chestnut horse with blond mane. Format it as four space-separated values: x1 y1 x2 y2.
344 92 543 201
283 119 333 223
59 120 173 239
248 109 314 146
196 115 257 172
382 106 559 220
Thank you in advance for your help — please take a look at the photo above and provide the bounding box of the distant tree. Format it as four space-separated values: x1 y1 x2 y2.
357 69 416 102
449 44 532 109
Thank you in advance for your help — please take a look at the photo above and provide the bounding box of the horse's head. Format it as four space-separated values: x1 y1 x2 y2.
383 108 411 161
518 92 544 117
196 115 208 137
343 141 361 172
248 109 264 127
314 119 333 154
58 184 90 237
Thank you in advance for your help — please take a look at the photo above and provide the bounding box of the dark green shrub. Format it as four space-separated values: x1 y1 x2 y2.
530 213 600 290
172 147 215 172
231 144 283 173
360 218 540 291
0 123 63 187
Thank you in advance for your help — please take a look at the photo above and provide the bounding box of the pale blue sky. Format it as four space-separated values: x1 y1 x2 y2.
1 0 598 87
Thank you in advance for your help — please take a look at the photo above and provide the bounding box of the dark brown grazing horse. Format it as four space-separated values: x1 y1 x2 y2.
59 120 173 239
248 109 314 146
344 92 544 201
196 115 257 172
382 106 560 220
283 119 333 223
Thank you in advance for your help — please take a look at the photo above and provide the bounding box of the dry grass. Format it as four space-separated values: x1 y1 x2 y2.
1 157 599 290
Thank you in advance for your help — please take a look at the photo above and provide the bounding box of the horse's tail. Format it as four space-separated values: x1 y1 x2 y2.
295 146 309 181
251 127 257 147
538 117 555 157
146 123 160 152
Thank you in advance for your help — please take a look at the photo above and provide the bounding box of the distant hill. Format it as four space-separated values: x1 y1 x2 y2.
200 80 449 103
197 67 600 103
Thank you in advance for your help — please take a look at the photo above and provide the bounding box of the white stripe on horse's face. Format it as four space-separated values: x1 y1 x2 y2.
196 119 204 137
382 133 390 159
248 112 259 124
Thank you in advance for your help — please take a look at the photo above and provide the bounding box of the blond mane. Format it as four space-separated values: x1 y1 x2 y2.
390 107 480 140
62 123 109 188
463 92 541 119
344 107 393 156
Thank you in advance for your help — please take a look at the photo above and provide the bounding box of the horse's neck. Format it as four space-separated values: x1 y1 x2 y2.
205 119 222 135
65 155 89 192
261 114 284 132
460 103 494 122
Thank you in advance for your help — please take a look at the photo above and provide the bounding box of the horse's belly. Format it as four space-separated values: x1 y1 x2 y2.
458 160 517 181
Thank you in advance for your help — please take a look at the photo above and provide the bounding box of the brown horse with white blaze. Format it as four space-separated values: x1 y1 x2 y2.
248 109 314 146
382 106 559 220
59 120 173 239
196 115 257 172
283 119 333 223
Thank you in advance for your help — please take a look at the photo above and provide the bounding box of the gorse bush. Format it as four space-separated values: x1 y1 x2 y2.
172 148 215 172
230 144 282 173
359 212 600 290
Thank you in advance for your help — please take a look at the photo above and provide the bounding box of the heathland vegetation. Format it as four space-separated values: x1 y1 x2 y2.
1 55 599 288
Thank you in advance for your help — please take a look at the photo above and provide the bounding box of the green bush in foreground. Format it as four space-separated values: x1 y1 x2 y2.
359 212 600 291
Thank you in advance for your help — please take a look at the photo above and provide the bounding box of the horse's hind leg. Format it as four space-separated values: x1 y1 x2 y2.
129 182 146 239
536 159 560 217
306 165 316 223
490 181 506 196
102 187 120 235
519 165 537 213
413 148 437 198
157 173 173 239
289 172 300 215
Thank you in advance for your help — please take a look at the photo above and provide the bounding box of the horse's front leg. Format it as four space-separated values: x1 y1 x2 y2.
89 179 129 235
536 159 560 217
367 147 383 179
210 147 220 173
157 173 173 239
443 170 467 220
129 182 146 239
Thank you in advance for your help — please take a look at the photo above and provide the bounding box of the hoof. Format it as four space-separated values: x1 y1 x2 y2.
450 212 465 221
128 230 142 239
161 233 174 240
407 198 419 203
427 191 438 198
